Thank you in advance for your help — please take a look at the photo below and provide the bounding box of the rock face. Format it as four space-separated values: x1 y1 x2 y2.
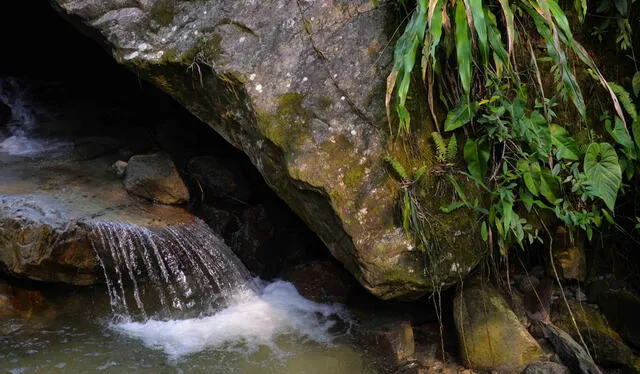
124 153 190 204
49 0 485 299
453 279 543 371
0 195 97 285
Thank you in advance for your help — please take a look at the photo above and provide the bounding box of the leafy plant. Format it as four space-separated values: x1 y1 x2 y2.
432 132 457 163
383 0 626 135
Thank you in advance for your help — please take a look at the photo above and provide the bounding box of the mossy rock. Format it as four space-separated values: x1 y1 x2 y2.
454 279 544 371
552 299 637 371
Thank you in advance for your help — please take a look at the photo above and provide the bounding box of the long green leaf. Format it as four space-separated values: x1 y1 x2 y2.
468 0 489 63
455 0 472 95
584 143 622 210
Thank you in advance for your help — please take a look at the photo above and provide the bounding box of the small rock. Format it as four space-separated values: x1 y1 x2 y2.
124 153 189 204
454 279 544 372
361 320 416 370
197 205 232 236
111 160 128 178
522 361 570 374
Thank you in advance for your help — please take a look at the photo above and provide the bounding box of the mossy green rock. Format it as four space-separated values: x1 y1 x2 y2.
50 0 485 299
454 279 543 371
552 299 638 372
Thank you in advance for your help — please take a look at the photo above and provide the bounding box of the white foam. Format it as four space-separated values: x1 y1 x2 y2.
112 280 347 358
0 135 69 156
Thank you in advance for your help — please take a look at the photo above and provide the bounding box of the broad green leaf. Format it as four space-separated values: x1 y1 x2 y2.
584 143 622 210
455 0 472 95
550 124 579 160
371 0 379 7
464 138 490 180
445 96 477 131
633 72 640 98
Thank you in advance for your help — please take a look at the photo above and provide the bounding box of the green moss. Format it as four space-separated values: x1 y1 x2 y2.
343 164 365 189
257 93 311 152
150 0 174 26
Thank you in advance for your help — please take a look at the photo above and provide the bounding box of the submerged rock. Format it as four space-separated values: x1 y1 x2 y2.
124 152 190 204
50 0 485 299
360 320 416 370
453 279 543 372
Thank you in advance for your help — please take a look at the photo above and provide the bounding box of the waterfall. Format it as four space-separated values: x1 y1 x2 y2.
89 218 258 322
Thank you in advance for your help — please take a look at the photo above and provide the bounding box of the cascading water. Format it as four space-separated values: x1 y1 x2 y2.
88 218 353 361
89 218 258 321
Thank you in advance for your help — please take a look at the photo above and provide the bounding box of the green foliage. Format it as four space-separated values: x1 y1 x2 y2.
382 0 639 257
385 0 626 135
584 143 622 210
590 0 636 50
432 132 458 163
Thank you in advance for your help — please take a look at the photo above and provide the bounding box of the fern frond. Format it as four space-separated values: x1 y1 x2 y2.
446 134 457 163
385 156 409 181
431 132 447 162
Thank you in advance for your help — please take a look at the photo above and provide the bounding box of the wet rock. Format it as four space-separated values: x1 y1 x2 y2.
552 299 636 370
0 280 56 319
111 160 127 178
361 320 416 370
124 152 189 204
522 361 570 374
0 195 98 285
542 323 602 374
453 279 544 372
282 260 353 303
51 0 486 299
549 226 587 282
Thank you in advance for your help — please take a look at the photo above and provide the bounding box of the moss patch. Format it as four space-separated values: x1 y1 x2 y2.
150 0 174 26
257 93 311 153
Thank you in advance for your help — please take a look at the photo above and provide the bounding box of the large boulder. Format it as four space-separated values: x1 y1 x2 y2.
49 0 485 299
124 153 190 204
453 279 544 371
